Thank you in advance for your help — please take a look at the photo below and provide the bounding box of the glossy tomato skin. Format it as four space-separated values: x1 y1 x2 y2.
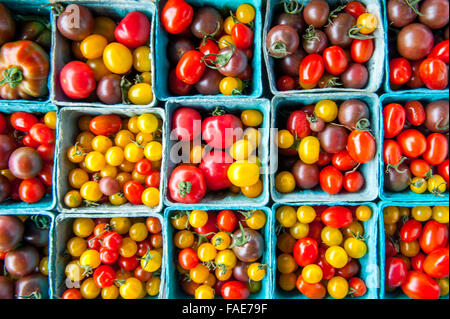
401 270 440 299
194 212 218 240
161 0 194 34
396 129 427 158
30 124 55 145
202 114 243 149
343 171 365 193
169 69 193 96
404 100 426 126
217 210 237 233
332 150 358 171
385 257 408 288
400 220 423 243
178 248 199 270
323 46 348 76
438 160 449 183
176 50 206 85
345 1 366 18
390 58 412 85
172 107 202 141
60 61 96 99
419 220 449 254
411 253 426 272
419 58 448 90
299 54 325 85
423 248 449 279
89 115 122 136
221 281 250 299
351 39 374 63
428 40 449 64
19 178 45 203
198 150 233 191
423 133 448 165
123 181 145 205
168 165 206 204
383 140 403 166
347 130 376 164
115 11 150 49
321 206 353 228
287 110 311 139
10 112 38 132
93 265 116 288
319 166 343 194
293 237 319 267
296 275 326 299
383 103 406 139
232 23 254 50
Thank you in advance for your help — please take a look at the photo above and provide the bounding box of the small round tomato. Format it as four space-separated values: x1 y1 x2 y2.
123 180 145 205
356 13 377 34
62 288 82 299
217 210 237 233
351 39 374 63
419 58 448 90
320 166 343 194
93 265 116 288
236 4 256 24
323 46 348 76
19 178 45 203
327 276 349 299
221 281 250 299
325 246 348 269
119 278 143 299
60 61 96 99
176 50 205 85
396 129 427 158
103 42 133 75
128 83 153 105
296 275 326 299
343 171 365 193
345 1 366 18
299 54 325 85
293 237 319 267
178 248 199 270
390 58 412 85
232 23 253 50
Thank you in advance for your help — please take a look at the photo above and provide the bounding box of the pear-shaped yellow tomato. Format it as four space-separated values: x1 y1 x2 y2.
298 136 320 164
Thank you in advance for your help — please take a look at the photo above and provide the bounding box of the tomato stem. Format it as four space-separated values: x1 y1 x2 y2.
30 215 51 230
268 41 290 59
0 67 24 89
405 0 424 16
177 181 192 198
17 291 42 299
348 24 376 40
229 222 250 248
283 0 304 14
202 44 236 69
326 4 347 27
303 25 320 41
355 118 371 131
385 157 408 174
120 76 133 104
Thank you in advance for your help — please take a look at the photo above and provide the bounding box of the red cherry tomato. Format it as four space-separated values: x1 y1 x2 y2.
194 213 218 240
287 110 311 139
423 248 449 279
115 11 150 49
10 112 38 132
19 178 45 203
145 171 161 188
62 289 82 299
37 143 55 162
221 281 250 299
438 160 449 183
383 103 406 139
400 220 423 243
332 150 358 171
401 270 440 299
178 248 199 270
385 257 408 288
199 40 219 65
30 123 55 145
22 134 39 148
385 238 399 258
102 231 123 251
232 23 254 50
60 61 96 99
93 265 116 288
404 100 426 126
323 46 348 76
277 75 296 91
293 237 319 267
296 275 326 299
343 171 365 193
169 69 193 95
351 39 374 63
419 220 449 254
217 210 237 233
396 129 427 158
390 58 412 85
411 253 426 272
161 0 194 34
89 115 122 136
123 180 145 205
383 140 403 166
410 159 431 178
428 40 449 64
317 151 332 167
419 58 448 90
299 54 324 85
345 1 366 18
321 206 353 228
176 50 206 85
99 247 119 264
135 159 153 176
317 249 335 280
423 133 448 166
349 277 367 297
347 130 377 164
38 162 53 187
88 235 102 251
320 166 344 194
118 255 139 271
137 240 152 257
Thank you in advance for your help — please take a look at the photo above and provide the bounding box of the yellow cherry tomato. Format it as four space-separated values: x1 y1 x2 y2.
78 115 92 131
85 151 106 172
300 80 317 89
39 256 49 276
245 210 267 230
399 206 410 217
279 273 297 291
105 146 124 167
327 276 349 299
174 230 195 249
321 226 343 246
198 243 217 262
189 210 208 228
65 190 83 208
236 4 256 24
136 132 154 145
275 171 296 194
129 83 153 105
129 223 148 242
120 278 143 299
433 206 449 224
315 100 338 122
73 218 95 238
142 187 160 207
302 264 323 284
68 168 89 189
114 130 135 148
141 250 162 272
65 260 85 283
67 145 85 163
110 217 131 235
127 116 140 134
298 136 320 164
384 223 397 237
171 213 189 230
227 160 260 187
224 16 236 35
215 249 237 270
276 206 297 228
230 139 254 161
344 237 367 259
138 113 158 133
277 232 296 254
76 131 95 152
92 136 113 154
410 177 427 194
119 237 138 258
290 222 309 239
241 179 263 198
144 141 163 161
244 127 262 148
215 266 233 281
140 71 152 84
412 206 433 222
93 16 116 42
356 206 372 222
297 206 317 224
248 263 267 282
81 278 101 299
102 285 119 299
81 34 108 60
133 46 151 72
218 35 235 49
342 221 365 238
212 232 231 251
190 264 210 284
219 77 243 95
439 278 449 297
357 13 378 35
103 42 133 74
86 58 111 81
109 192 127 206
276 129 294 149
80 249 101 270
80 181 102 202
67 237 87 257
383 206 400 224
124 143 144 163
241 110 263 127
277 253 298 274
119 160 135 173
100 165 118 178
428 174 447 194
400 240 420 257
44 111 57 130
195 284 214 299
325 246 348 269
146 277 161 297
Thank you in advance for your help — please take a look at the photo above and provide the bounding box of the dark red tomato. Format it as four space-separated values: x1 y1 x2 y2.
396 129 427 158
145 171 161 188
385 257 408 288
404 100 426 126
383 140 403 166
60 61 96 99
317 151 332 167
37 143 55 162
410 159 431 178
299 54 325 85
137 240 152 257
438 160 449 183
349 277 367 297
400 220 423 243
419 220 449 254
19 178 45 203
411 253 426 272
293 237 319 267
323 46 348 76
217 210 237 233
199 40 219 65
343 171 365 193
336 259 360 279
389 58 412 85
102 231 122 251
62 289 82 299
214 279 232 297
172 107 202 141
0 114 6 134
22 134 39 148
178 248 199 270
287 110 311 139
194 213 218 240
93 265 116 288
10 112 38 132
169 69 193 95
423 133 448 165
321 206 353 228
89 115 122 136
176 50 206 85
168 165 206 204
332 150 358 171
317 249 335 280
232 23 254 50
198 150 233 191
428 40 449 64
345 1 366 18
161 0 194 34
401 270 440 299
386 238 399 258
319 165 343 194
296 275 326 299
99 247 119 264
419 58 448 90
383 103 406 139
221 281 250 299
202 113 243 149
123 180 145 205
308 221 324 244
88 235 102 251
351 39 374 63
115 11 150 49
277 75 296 91
29 124 55 145
423 248 449 279
38 162 53 187
135 159 153 176
118 255 139 271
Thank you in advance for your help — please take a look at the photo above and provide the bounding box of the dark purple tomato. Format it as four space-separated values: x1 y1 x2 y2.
195 68 223 95
8 147 43 180
217 47 248 77
266 25 300 58
15 273 48 299
341 63 368 89
0 215 24 252
278 48 306 77
275 12 306 34
0 175 11 203
303 28 328 54
309 116 326 132
96 74 122 105
318 125 349 154
233 261 250 282
407 60 425 89
387 0 418 28
425 100 449 133
338 99 370 128
167 38 195 64
419 0 449 29
385 163 412 192
99 177 120 196
325 13 356 48
397 23 434 61
4 245 39 277
303 0 330 28
190 7 223 39
24 217 49 248
231 228 264 263
57 4 94 41
0 134 16 169
169 69 192 96
279 155 298 171
292 160 320 189
0 276 13 299
0 3 15 46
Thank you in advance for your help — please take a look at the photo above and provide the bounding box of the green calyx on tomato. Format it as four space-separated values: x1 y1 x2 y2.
229 222 250 248
326 5 348 27
202 44 235 69
178 181 192 198
283 0 304 15
0 67 23 89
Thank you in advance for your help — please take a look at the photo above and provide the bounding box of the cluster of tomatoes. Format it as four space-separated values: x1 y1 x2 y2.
62 216 163 299
57 4 153 105
383 99 449 195
168 107 264 204
267 0 377 91
384 205 449 299
275 205 372 299
275 99 376 195
161 1 256 96
64 113 162 209
0 111 56 204
387 0 449 90
171 209 267 299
